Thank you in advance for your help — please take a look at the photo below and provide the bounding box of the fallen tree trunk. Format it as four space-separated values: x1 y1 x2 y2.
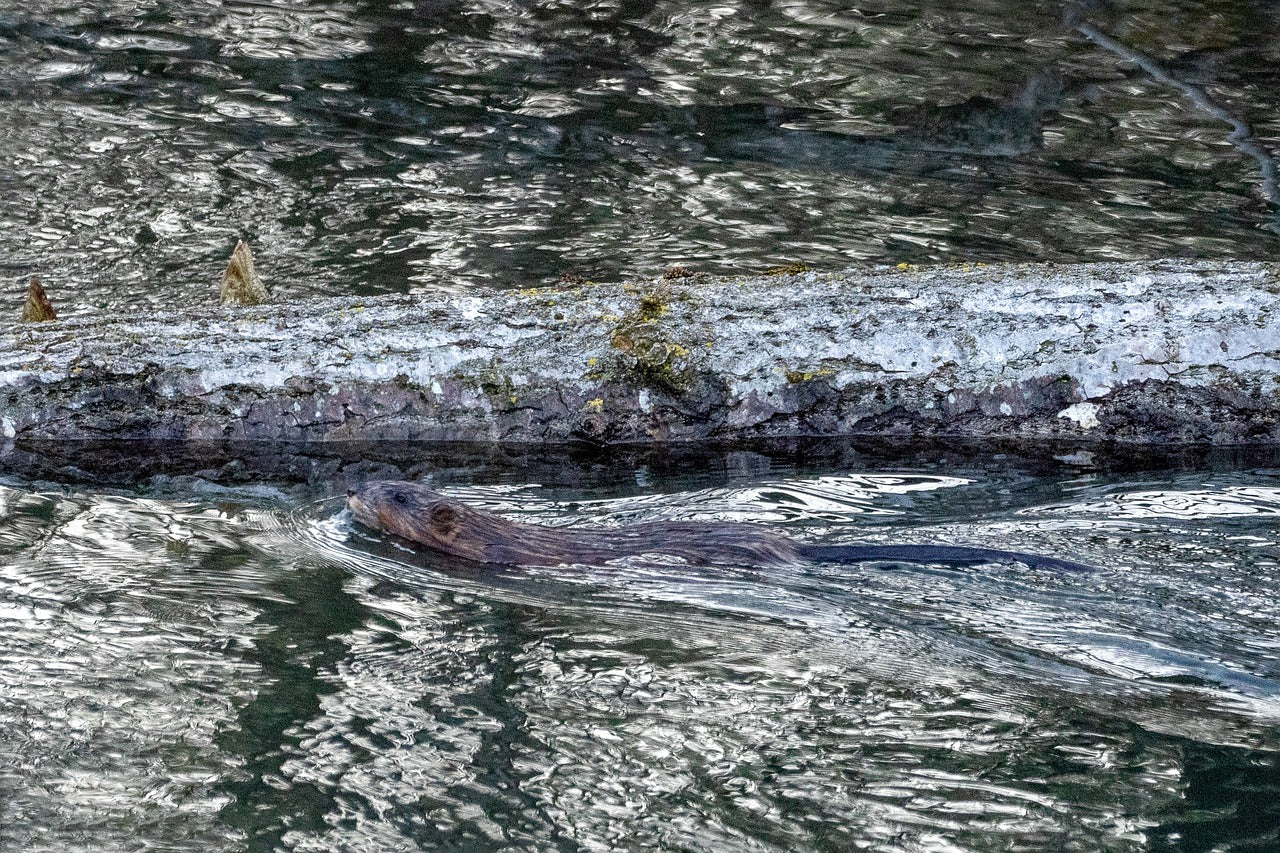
3 259 1279 444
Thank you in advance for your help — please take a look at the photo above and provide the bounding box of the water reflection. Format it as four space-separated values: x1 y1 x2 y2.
434 471 975 525
3 462 1280 849
3 0 1279 312
0 484 263 851
1035 485 1280 519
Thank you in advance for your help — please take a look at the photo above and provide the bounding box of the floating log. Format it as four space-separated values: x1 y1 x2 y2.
2 259 1278 444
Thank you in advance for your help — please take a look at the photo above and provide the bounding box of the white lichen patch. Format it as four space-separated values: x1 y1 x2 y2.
1057 402 1101 430
457 297 486 322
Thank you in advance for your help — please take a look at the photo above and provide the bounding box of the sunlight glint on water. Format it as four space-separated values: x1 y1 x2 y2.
3 0 1280 311
2 462 1278 851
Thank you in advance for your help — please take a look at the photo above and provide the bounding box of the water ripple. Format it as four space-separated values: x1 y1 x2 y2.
4 464 1280 848
1033 486 1280 520
5 0 1280 310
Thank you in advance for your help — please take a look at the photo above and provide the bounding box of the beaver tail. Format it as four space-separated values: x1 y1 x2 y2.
794 543 1094 573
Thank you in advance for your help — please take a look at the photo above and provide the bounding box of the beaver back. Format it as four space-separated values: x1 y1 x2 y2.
347 480 802 567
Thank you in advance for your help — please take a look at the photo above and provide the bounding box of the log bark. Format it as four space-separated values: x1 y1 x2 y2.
3 259 1279 444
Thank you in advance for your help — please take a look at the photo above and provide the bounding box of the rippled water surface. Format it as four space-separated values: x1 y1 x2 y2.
4 0 1280 312
1 443 1278 851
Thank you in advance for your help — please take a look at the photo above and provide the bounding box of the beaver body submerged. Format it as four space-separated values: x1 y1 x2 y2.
347 481 1092 572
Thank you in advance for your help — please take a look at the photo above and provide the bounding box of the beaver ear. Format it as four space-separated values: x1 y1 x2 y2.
429 503 459 541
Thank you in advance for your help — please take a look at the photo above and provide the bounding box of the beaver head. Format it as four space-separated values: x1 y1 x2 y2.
346 481 490 561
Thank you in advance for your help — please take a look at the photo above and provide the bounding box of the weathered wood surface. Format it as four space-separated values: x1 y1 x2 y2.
3 260 1279 444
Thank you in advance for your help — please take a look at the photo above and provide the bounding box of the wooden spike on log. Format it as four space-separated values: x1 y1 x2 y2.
20 277 56 322
220 239 269 306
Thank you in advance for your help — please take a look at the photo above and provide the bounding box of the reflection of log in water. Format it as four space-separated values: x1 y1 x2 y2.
3 259 1279 445
1075 21 1280 233
709 71 1064 170
215 562 367 848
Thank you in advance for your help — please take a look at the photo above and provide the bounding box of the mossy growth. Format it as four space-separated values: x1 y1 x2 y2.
478 371 515 400
602 284 700 393
763 262 810 276
784 367 836 384
458 364 520 406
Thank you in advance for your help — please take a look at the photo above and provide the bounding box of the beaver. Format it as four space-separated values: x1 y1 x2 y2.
346 480 1093 572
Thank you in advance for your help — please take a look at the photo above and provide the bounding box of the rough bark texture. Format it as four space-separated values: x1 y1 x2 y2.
3 260 1279 444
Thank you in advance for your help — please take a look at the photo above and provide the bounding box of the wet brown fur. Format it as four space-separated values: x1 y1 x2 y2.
347 480 802 567
347 480 1093 572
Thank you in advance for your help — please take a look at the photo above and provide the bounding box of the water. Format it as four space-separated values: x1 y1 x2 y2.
1 441 1278 851
4 0 1280 314
4 2 1280 848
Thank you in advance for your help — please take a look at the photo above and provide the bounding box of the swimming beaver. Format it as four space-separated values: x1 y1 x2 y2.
346 480 1092 572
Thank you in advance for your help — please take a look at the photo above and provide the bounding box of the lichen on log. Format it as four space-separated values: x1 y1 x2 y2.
2 259 1279 444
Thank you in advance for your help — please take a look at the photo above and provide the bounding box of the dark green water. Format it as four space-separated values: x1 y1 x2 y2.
3 0 1280 313
1 442 1278 851
4 1 1280 849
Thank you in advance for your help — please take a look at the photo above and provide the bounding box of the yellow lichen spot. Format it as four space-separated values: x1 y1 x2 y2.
585 398 604 412
784 367 836 383
895 262 915 271
587 357 598 367
601 284 700 392
764 262 809 276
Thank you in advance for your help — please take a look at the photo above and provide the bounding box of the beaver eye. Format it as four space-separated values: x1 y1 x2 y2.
393 492 407 505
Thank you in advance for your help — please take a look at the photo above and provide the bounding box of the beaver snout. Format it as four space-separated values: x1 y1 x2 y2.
346 487 378 531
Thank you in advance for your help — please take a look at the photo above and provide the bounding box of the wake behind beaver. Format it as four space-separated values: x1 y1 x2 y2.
346 481 1094 573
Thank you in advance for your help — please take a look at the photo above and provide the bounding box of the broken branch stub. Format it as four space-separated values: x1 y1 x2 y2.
20 277 56 323
219 239 269 307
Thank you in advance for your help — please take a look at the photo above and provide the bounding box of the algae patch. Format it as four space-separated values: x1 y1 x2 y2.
460 365 520 407
784 367 836 384
603 285 702 393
